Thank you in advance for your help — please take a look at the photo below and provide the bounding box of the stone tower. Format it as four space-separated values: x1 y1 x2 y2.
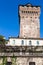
19 4 40 38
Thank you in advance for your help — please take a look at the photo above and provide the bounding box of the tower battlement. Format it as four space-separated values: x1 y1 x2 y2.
19 5 40 17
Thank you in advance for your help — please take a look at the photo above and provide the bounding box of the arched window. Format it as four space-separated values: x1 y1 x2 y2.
37 41 39 45
13 40 15 44
21 40 24 45
29 40 32 46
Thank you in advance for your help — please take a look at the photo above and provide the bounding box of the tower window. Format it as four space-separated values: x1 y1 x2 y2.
28 11 29 13
26 11 27 13
22 11 23 13
36 12 38 15
32 11 33 13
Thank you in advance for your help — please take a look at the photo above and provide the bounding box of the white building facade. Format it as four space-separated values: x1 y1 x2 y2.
7 38 43 46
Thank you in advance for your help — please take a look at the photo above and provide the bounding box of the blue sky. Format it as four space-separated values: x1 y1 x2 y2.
0 0 43 39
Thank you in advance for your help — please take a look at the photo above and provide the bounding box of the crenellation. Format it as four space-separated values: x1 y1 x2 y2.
19 5 40 17
19 6 40 11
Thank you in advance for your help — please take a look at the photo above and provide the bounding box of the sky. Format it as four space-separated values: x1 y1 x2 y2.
0 0 43 39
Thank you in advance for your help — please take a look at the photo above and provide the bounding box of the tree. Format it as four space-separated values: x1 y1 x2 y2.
0 35 5 39
0 35 6 44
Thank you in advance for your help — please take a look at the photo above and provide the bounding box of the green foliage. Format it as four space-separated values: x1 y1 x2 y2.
0 41 3 44
0 35 5 40
0 35 6 44
12 56 17 65
2 57 7 65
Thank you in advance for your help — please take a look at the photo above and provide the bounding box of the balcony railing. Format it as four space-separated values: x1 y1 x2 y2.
0 52 43 57
0 45 43 57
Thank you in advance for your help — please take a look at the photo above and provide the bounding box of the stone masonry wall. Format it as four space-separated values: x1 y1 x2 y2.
19 4 40 38
16 57 43 65
0 57 43 65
